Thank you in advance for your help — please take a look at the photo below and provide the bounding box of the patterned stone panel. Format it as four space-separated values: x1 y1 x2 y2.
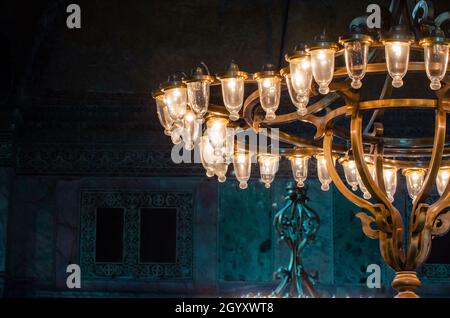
80 191 194 280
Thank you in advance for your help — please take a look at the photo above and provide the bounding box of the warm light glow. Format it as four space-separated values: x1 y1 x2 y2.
356 160 376 200
290 156 309 188
181 109 200 151
164 87 187 126
403 168 426 200
289 56 312 94
215 163 229 183
206 117 229 157
316 154 335 191
257 77 281 121
436 167 450 196
199 135 216 178
187 81 210 121
344 41 369 89
341 159 359 191
310 49 335 95
423 43 449 90
233 152 252 189
221 78 244 121
155 94 174 136
383 166 398 202
258 154 280 189
285 74 309 115
384 41 410 88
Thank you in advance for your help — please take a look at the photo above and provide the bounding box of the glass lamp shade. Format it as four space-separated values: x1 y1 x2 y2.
384 41 410 88
187 81 210 121
257 77 281 121
340 158 359 191
206 117 229 157
199 135 216 178
258 154 280 189
403 168 426 200
289 56 313 95
233 152 252 189
215 162 229 183
220 78 245 121
285 73 310 115
310 49 335 95
344 41 369 89
356 161 376 200
164 87 188 127
423 43 449 90
316 154 335 191
155 94 174 136
181 110 200 151
383 166 398 202
436 167 450 196
290 156 309 188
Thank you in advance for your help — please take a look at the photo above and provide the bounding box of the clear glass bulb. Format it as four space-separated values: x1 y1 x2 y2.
258 77 281 121
221 78 244 121
341 159 359 191
436 167 450 196
383 166 398 202
385 41 410 88
215 162 229 183
403 168 426 200
155 94 174 136
423 43 449 90
285 74 309 115
164 87 187 127
316 154 335 191
258 154 280 189
289 56 313 94
181 110 200 151
187 81 210 121
344 41 369 89
290 156 309 188
356 161 376 200
310 49 335 95
199 135 216 177
206 117 228 157
233 152 252 189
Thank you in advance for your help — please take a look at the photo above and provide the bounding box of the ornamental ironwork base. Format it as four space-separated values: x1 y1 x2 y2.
272 184 320 298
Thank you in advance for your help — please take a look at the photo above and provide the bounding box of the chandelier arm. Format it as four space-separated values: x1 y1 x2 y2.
323 129 374 212
412 109 447 212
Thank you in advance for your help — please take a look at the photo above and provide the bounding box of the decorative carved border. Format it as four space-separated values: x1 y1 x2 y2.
419 264 450 281
80 191 194 280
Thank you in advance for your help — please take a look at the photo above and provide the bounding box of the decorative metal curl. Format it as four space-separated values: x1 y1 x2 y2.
272 184 320 298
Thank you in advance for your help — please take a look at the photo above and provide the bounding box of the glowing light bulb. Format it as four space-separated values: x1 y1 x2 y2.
343 40 370 89
421 41 450 90
383 166 398 202
154 92 174 136
290 155 309 188
181 109 200 151
316 154 335 191
218 63 247 121
206 117 229 157
199 135 216 177
284 73 309 115
233 151 252 189
436 167 450 196
403 168 426 200
289 56 312 94
356 161 376 200
257 76 281 121
258 154 280 189
310 49 335 95
164 87 187 127
340 158 359 191
384 41 411 88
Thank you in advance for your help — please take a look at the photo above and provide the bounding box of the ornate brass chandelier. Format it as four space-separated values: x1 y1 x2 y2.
153 0 450 298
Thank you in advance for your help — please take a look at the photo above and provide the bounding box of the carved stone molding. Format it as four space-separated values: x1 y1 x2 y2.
80 190 194 280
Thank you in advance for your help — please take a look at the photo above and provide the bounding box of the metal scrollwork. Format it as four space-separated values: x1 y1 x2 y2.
272 184 320 298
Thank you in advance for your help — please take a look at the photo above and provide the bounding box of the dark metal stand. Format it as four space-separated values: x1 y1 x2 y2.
272 184 320 298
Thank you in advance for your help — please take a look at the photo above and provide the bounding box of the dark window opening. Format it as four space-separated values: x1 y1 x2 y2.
140 208 177 263
95 208 124 263
427 232 450 264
